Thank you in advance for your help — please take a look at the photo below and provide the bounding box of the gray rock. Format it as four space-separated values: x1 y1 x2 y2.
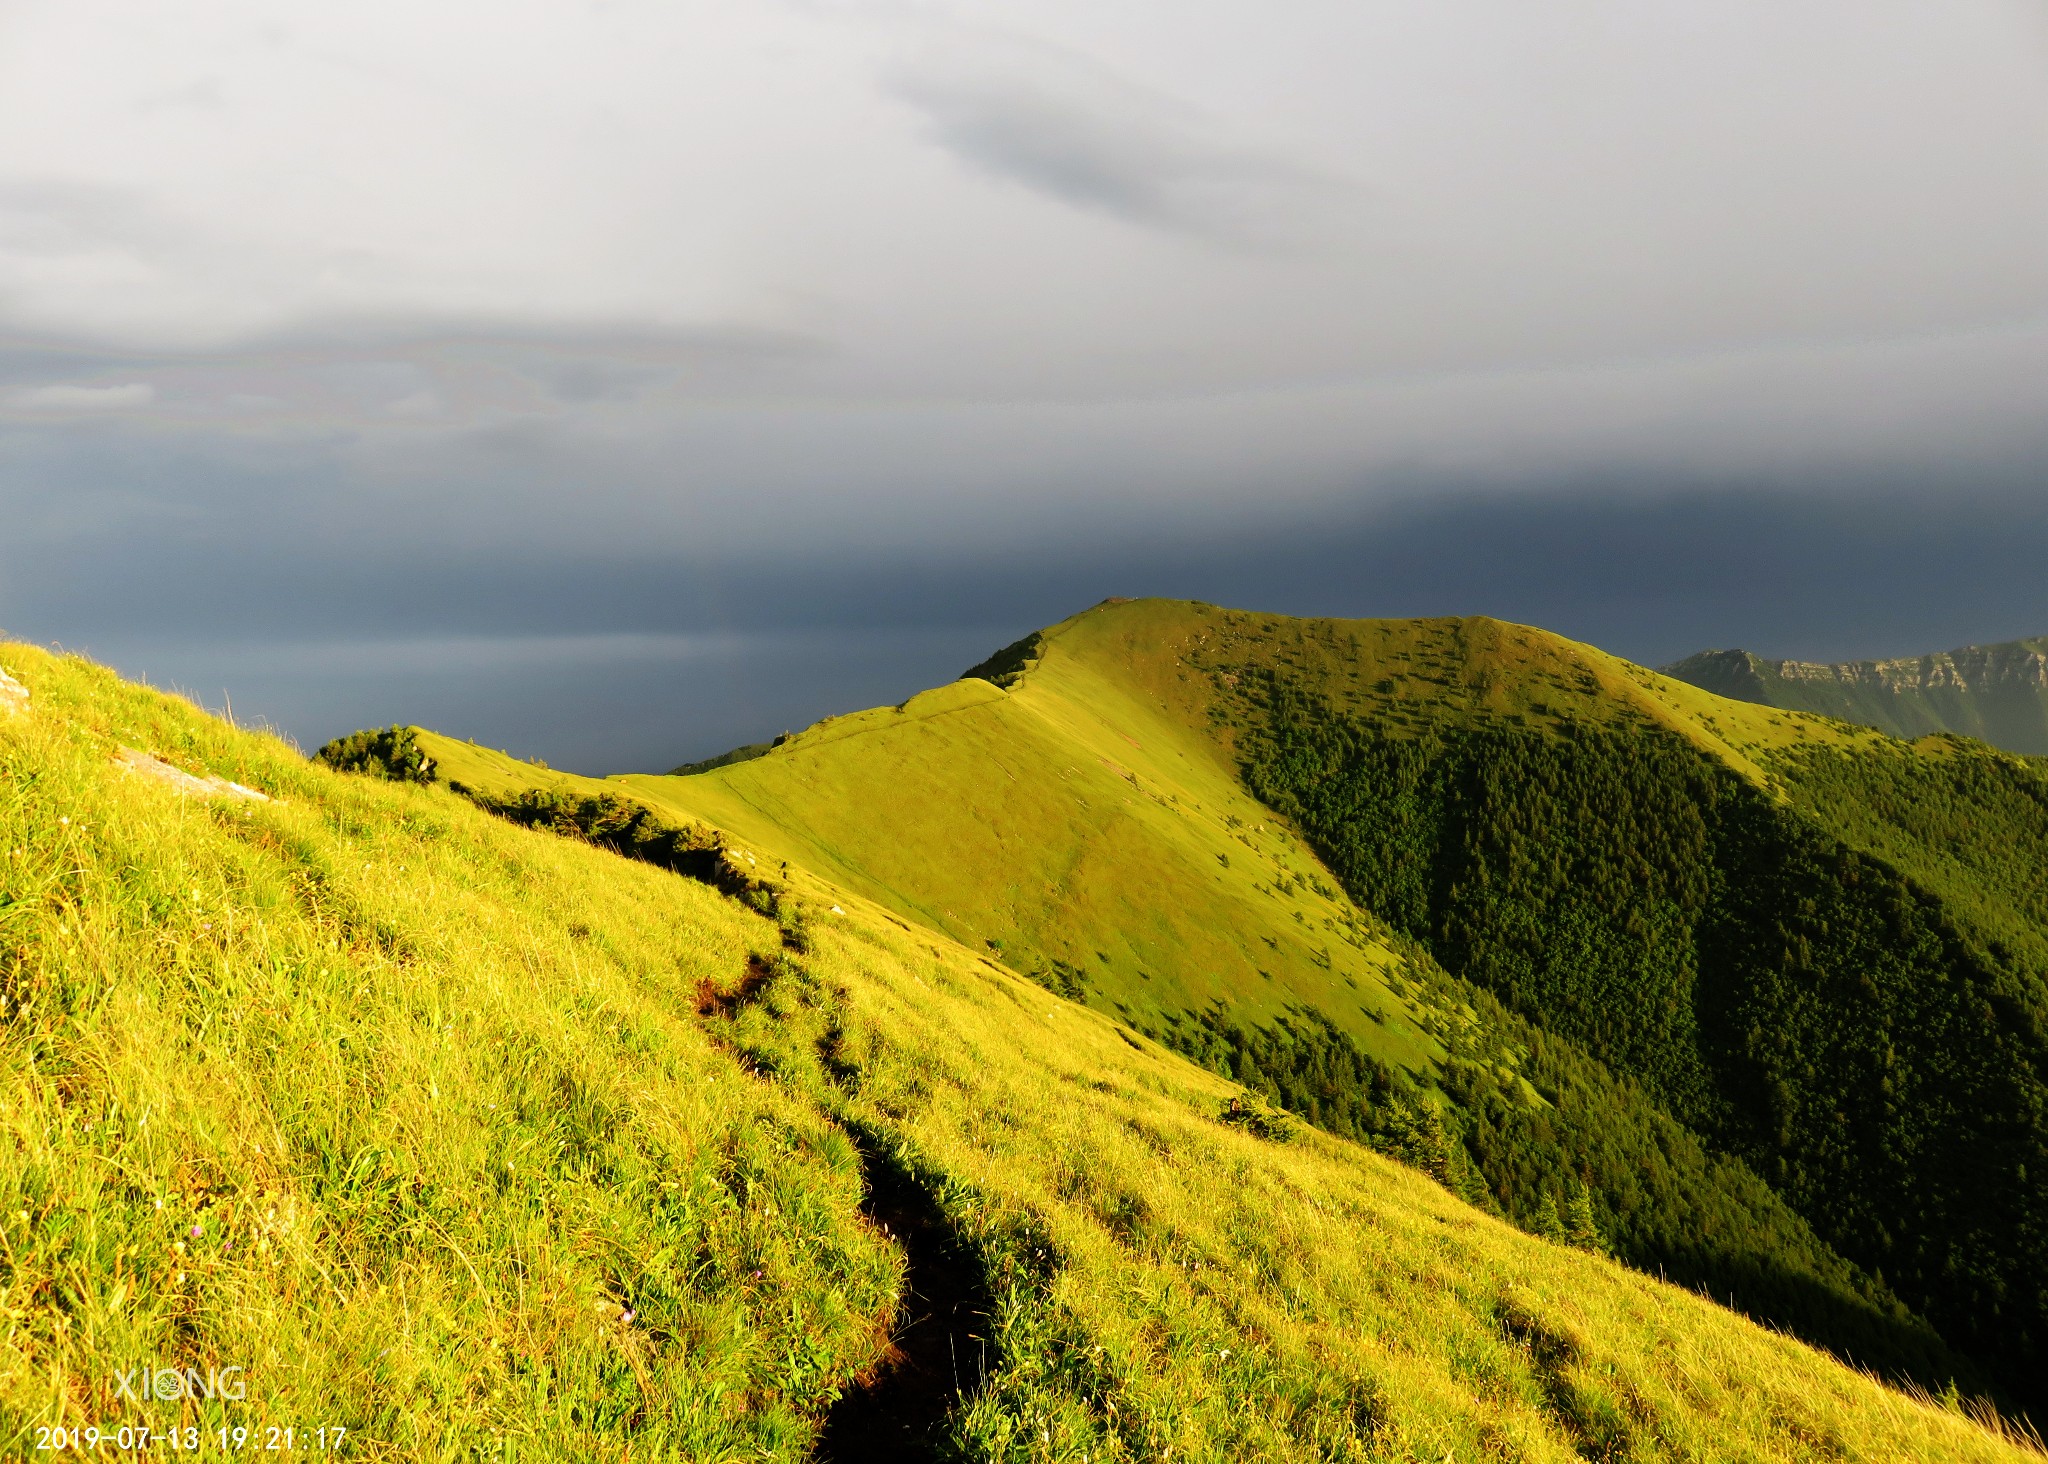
114 746 270 802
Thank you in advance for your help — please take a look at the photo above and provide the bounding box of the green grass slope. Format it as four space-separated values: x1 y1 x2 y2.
436 624 1439 1074
1664 639 2048 755
0 647 894 1458
2 641 2038 1461
372 605 1971 1397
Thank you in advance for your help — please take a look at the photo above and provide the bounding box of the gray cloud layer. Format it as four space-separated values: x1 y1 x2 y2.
2 0 2044 766
7 403 2045 770
25 474 2048 772
886 38 1340 247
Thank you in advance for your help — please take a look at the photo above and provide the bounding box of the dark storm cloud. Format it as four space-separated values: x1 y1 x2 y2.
1223 480 2048 667
8 412 2045 771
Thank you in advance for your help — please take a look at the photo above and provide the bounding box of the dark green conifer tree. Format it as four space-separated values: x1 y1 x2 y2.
1565 1184 1608 1255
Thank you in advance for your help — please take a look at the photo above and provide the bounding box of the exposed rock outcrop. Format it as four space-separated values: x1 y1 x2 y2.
114 746 270 802
1662 635 2048 755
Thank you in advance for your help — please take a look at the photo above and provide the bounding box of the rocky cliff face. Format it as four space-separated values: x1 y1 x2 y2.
1769 639 2048 692
1662 636 2048 755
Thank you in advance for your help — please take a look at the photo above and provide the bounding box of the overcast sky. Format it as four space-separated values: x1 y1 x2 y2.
3 0 2046 769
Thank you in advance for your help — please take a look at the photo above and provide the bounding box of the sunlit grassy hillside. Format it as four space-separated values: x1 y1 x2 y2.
5 641 2041 1460
0 643 897 1458
383 603 1998 1397
407 600 1827 1061
410 600 2048 1406
424 629 1440 1070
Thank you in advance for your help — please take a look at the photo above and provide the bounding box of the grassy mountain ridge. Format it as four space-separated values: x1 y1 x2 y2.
630 600 2048 1406
1664 637 2048 755
344 602 1991 1398
429 618 1439 1071
6 643 2035 1458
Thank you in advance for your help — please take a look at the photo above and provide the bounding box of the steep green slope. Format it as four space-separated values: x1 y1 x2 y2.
0 647 894 1457
431 635 1440 1073
1184 609 2048 1413
9 644 2037 1459
340 605 1973 1396
1664 638 2048 754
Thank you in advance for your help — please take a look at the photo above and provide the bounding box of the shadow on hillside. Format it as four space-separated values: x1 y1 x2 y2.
815 1126 998 1464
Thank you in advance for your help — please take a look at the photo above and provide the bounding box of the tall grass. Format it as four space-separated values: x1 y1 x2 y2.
0 639 2036 1461
0 645 894 1459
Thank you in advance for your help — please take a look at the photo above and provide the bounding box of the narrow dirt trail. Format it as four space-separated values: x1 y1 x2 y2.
690 946 999 1459
815 1128 998 1463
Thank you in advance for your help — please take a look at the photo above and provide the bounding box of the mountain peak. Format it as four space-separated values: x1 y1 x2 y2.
1663 633 2048 753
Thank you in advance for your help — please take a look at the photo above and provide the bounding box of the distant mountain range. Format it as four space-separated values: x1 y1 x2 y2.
1663 635 2048 755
